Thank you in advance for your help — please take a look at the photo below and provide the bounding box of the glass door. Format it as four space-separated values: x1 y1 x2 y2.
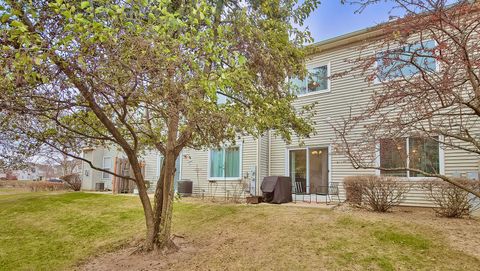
289 147 329 195
289 149 307 193
309 148 329 195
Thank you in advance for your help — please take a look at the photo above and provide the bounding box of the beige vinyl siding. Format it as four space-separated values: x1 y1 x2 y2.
80 150 94 190
143 150 159 182
269 37 479 207
180 148 208 186
80 146 121 190
258 134 270 195
270 41 377 186
180 136 259 197
444 137 480 177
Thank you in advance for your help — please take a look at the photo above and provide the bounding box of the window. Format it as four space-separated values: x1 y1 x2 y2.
102 157 112 179
377 40 437 81
409 137 439 177
209 146 241 179
380 138 407 177
380 137 440 177
290 64 330 95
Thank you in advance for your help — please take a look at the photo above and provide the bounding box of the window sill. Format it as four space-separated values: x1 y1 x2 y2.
208 177 242 181
378 175 440 181
297 89 331 98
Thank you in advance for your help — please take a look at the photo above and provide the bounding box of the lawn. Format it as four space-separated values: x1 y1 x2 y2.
1 192 479 271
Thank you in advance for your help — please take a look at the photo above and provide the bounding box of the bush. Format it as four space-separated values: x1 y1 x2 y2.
423 179 480 218
343 175 411 212
27 181 69 192
344 176 364 206
61 173 82 191
0 180 28 188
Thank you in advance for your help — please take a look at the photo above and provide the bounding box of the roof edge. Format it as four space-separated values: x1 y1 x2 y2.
305 26 384 56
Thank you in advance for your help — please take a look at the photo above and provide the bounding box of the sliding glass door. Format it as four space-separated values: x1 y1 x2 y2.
309 148 329 194
289 149 307 193
289 147 329 194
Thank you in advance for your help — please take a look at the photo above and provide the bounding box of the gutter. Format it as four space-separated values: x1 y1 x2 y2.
306 27 384 56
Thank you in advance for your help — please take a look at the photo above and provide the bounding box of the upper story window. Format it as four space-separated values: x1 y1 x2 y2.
376 40 437 82
290 63 330 95
379 137 440 177
102 156 112 179
209 146 241 180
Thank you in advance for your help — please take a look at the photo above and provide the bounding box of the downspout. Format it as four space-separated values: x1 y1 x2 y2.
112 157 117 194
255 137 260 196
268 130 271 176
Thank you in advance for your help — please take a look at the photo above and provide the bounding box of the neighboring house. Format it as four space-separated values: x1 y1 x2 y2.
1 163 60 181
81 146 181 192
81 26 480 206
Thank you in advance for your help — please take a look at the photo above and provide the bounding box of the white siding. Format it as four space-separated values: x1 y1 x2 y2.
180 136 259 197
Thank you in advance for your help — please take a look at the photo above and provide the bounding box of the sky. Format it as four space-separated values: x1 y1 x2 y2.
304 1 398 43
305 0 458 43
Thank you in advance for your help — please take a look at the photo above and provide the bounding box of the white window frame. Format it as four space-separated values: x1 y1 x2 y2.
284 145 332 194
374 40 439 85
295 61 331 97
207 144 243 181
375 136 444 179
102 156 112 179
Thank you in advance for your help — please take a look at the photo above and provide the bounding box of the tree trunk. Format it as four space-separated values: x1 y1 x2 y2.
128 156 156 251
156 149 177 248
159 154 176 244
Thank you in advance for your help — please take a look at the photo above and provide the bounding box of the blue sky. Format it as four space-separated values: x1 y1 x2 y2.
304 1 398 42
305 0 458 43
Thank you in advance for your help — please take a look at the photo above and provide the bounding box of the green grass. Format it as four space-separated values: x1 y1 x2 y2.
1 192 479 271
0 192 144 271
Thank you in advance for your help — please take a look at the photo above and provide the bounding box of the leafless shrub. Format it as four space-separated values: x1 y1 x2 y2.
27 181 69 192
0 180 28 188
61 173 82 191
423 179 480 218
227 180 249 203
344 176 364 206
344 175 411 212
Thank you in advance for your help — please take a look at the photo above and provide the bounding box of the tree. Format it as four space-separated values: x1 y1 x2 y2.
0 0 318 250
333 0 480 198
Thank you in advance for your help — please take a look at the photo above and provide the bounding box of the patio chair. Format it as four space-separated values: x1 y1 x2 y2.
326 182 341 205
313 186 328 204
293 181 310 203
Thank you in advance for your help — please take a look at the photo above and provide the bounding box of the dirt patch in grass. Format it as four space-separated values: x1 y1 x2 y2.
77 201 480 271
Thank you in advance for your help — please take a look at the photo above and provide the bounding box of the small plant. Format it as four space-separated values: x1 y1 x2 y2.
344 175 411 212
61 173 82 191
227 179 249 204
423 179 480 218
174 191 182 202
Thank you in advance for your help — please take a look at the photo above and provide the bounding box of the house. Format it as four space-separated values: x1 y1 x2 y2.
80 25 480 206
81 147 181 192
0 163 61 181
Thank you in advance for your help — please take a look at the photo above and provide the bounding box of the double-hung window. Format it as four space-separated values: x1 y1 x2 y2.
102 157 112 179
376 40 437 82
290 63 330 95
379 137 440 177
209 146 241 180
